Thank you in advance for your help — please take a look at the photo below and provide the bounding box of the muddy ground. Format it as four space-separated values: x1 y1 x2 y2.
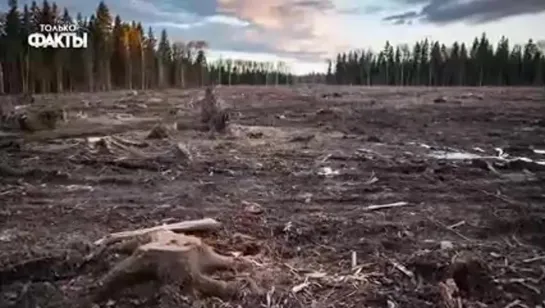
1 86 544 308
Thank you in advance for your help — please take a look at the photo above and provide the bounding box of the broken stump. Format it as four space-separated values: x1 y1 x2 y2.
147 124 171 139
92 219 261 303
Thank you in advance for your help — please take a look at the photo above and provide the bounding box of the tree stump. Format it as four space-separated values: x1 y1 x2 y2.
147 123 171 139
209 110 230 132
93 219 261 303
200 87 219 125
17 107 66 132
199 86 230 132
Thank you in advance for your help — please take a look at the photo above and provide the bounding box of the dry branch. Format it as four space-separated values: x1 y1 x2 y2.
363 201 408 211
94 218 222 246
428 217 472 241
523 255 545 263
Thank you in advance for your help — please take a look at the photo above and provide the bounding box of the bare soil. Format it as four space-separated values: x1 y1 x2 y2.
1 86 544 308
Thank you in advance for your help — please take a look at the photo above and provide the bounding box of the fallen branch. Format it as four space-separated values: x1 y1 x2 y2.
494 278 541 294
523 255 545 264
291 279 310 293
363 201 408 212
94 218 222 246
504 299 527 308
427 217 472 242
386 257 414 279
447 220 466 229
111 135 148 148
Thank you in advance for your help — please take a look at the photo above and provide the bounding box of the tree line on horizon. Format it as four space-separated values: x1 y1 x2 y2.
326 35 545 86
2 1 543 94
0 0 294 95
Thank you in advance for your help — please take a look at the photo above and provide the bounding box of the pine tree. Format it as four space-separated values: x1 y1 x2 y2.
326 34 544 87
2 2 543 94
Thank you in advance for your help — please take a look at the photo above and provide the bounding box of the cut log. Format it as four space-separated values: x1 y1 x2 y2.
94 218 222 246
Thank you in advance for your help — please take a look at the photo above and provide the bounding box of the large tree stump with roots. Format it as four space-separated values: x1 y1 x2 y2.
199 86 230 132
200 86 218 124
18 107 66 132
209 109 230 132
92 219 262 303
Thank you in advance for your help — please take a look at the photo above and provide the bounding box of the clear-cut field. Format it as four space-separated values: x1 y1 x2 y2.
1 86 544 307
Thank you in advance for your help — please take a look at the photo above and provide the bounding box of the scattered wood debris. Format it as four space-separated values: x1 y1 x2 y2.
242 201 264 214
290 134 314 143
433 96 462 105
171 142 193 162
87 136 147 158
321 92 342 98
434 96 448 103
439 278 462 308
388 257 415 279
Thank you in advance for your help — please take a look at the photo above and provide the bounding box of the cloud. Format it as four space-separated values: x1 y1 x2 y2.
5 0 351 62
383 11 419 22
336 4 385 15
150 15 249 29
383 0 545 25
362 5 385 14
140 0 350 61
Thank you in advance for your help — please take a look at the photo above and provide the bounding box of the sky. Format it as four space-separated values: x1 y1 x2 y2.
7 0 545 74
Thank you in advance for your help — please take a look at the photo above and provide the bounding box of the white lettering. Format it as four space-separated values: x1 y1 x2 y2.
71 33 87 48
37 23 80 32
28 33 88 48
28 33 45 47
44 34 55 46
53 33 65 48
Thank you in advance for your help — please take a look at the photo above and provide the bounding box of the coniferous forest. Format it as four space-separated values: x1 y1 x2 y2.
327 36 545 86
0 0 294 94
1 0 544 95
